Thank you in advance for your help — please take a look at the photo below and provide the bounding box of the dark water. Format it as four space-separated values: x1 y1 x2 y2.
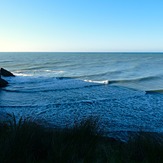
0 52 163 134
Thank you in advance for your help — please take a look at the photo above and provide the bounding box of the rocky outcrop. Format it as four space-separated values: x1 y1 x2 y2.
0 78 8 87
0 68 15 87
1 68 15 77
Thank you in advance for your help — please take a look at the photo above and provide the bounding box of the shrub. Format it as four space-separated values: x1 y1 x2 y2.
1 114 163 163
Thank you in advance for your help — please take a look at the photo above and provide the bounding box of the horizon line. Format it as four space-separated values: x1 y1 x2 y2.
0 51 163 53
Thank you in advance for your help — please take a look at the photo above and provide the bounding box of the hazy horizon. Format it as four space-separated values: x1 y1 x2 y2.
1 51 163 53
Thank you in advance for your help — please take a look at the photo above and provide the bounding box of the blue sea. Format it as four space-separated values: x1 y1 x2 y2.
0 52 163 135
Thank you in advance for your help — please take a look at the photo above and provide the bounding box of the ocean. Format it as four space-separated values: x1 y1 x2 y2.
0 52 163 135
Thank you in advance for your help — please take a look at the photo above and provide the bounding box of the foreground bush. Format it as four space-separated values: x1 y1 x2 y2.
0 114 163 163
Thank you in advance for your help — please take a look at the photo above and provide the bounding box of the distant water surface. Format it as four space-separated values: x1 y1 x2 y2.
0 52 163 91
0 52 163 134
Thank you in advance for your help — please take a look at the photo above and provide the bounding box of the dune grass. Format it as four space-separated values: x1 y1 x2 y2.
0 114 163 163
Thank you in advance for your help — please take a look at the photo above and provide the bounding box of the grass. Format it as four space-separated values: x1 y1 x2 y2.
0 114 163 163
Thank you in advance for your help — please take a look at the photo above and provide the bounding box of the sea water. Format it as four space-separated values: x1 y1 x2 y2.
0 52 163 134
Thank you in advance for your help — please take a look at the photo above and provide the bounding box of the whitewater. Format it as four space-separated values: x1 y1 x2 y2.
0 52 163 135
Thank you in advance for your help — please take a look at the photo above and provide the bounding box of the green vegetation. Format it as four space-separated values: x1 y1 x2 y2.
0 114 163 163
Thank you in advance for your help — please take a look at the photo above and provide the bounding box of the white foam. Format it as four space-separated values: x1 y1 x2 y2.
44 70 65 73
14 72 33 77
2 75 163 134
84 79 109 84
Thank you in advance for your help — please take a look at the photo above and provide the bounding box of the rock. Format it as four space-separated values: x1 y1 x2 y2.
1 68 15 77
0 78 8 87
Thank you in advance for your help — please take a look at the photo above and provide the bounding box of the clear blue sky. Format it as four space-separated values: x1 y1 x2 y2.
0 0 163 52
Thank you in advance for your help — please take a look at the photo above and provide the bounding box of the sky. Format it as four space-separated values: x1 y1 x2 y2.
0 0 163 52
